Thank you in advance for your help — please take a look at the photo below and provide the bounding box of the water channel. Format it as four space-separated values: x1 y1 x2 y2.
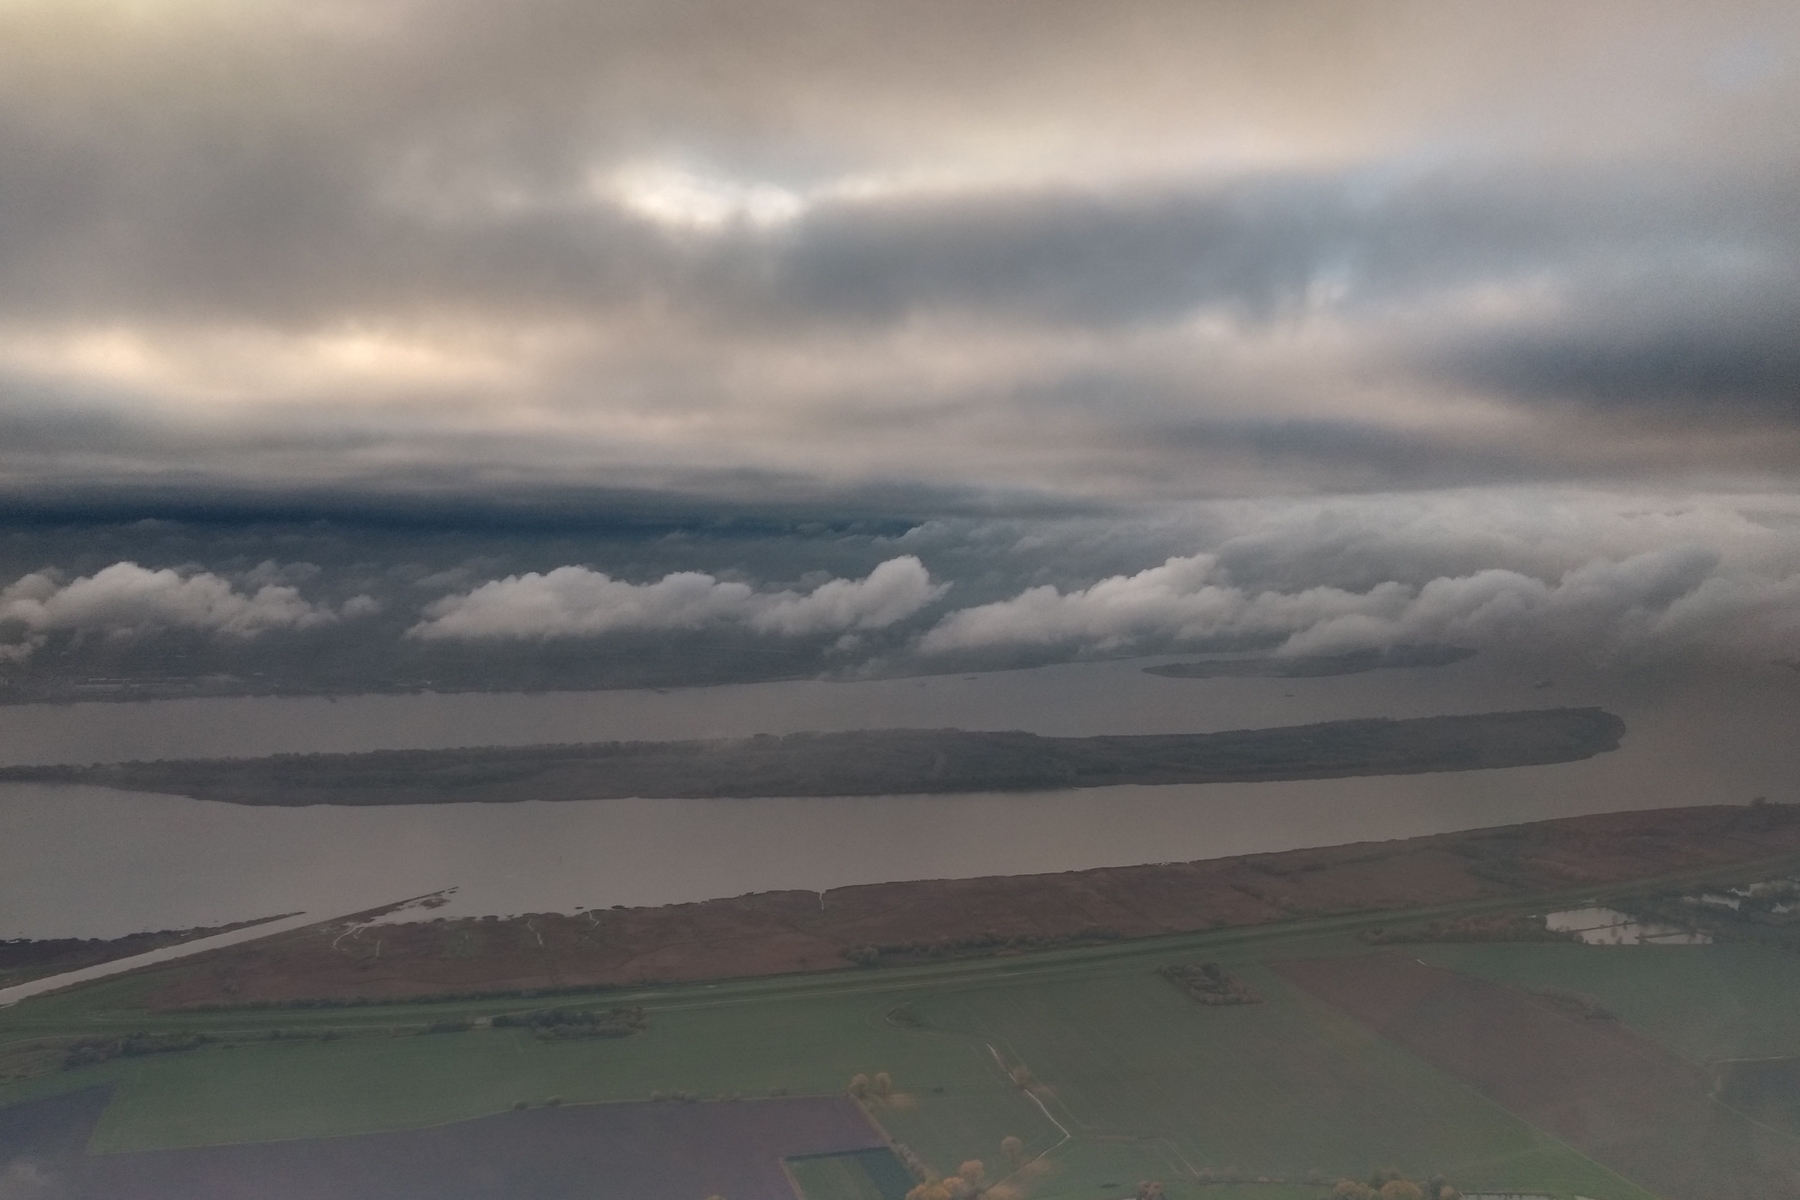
3 654 1795 939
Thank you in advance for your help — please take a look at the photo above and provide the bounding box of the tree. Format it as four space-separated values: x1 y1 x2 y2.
1000 1135 1024 1167
1136 1184 1165 1200
905 1184 954 1200
848 1073 870 1098
1009 1065 1033 1088
873 1071 894 1097
959 1159 986 1187
1380 1182 1423 1200
1333 1182 1379 1200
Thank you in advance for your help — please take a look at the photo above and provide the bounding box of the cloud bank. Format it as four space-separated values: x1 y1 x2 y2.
919 543 1800 663
0 490 1794 688
408 555 945 640
0 562 372 661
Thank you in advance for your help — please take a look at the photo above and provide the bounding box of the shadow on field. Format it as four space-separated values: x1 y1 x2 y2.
0 1089 884 1200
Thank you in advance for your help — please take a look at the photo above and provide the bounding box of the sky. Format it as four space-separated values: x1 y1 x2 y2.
0 1 1797 684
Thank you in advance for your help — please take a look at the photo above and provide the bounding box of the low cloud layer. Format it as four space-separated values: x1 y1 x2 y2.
0 562 373 661
408 556 945 641
919 543 1800 663
0 489 1795 688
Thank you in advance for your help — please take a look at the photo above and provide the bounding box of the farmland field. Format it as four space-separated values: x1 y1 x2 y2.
1276 953 1800 1200
901 962 1650 1199
787 1148 915 1200
72 992 1054 1158
10 873 1799 1199
1413 942 1800 1064
1718 1058 1800 1135
0 1087 885 1200
0 958 1064 1172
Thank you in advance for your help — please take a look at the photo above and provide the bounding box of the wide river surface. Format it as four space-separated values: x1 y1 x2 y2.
3 654 1796 938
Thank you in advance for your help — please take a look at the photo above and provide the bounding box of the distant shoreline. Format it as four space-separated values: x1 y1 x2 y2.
0 707 1625 806
0 643 1476 706
119 799 1798 1011
1145 644 1476 679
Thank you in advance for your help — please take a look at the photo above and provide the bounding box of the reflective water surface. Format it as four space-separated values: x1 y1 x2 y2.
2 654 1795 938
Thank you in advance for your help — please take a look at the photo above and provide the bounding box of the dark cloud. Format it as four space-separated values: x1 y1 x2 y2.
1428 290 1800 420
0 0 1797 506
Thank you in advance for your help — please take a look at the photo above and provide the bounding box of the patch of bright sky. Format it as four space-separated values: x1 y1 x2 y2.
594 123 1367 236
0 323 532 409
598 160 807 232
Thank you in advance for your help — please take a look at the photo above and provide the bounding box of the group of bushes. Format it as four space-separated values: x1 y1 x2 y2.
1157 962 1262 1006
490 1005 648 1039
1333 1170 1459 1200
62 1031 211 1069
845 927 1125 967
1116 1167 1458 1197
846 1071 894 1099
885 1002 927 1029
186 980 632 1013
413 1005 650 1038
891 1135 1029 1199
1360 913 1575 945
1526 987 1616 1021
903 1157 988 1200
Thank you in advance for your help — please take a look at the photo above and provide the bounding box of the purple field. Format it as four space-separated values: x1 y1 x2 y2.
0 1089 886 1199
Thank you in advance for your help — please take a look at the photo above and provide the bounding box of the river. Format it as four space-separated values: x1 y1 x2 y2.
2 653 1795 939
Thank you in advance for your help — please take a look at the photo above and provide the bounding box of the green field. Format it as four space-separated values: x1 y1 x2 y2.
0 901 1752 1199
899 963 1649 1199
788 1149 915 1200
1414 942 1800 1065
4 982 1056 1158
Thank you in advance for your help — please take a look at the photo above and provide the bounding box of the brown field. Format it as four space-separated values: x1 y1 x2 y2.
0 1088 886 1200
137 802 1800 1010
1274 953 1800 1200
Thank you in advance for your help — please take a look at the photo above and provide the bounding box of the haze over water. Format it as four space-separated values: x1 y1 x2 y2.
3 654 1795 940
